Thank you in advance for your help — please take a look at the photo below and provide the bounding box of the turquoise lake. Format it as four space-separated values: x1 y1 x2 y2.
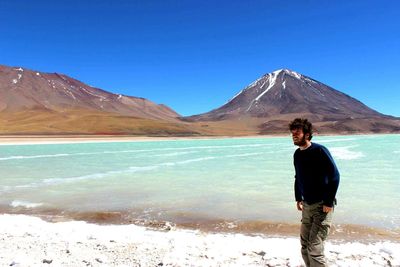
0 135 399 231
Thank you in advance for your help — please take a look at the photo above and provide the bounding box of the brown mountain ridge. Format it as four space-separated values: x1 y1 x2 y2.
0 64 197 135
1 65 399 135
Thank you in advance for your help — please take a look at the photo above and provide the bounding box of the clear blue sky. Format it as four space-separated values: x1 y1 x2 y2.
1 0 399 116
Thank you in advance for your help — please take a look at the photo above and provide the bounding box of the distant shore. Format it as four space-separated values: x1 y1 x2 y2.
0 134 283 145
0 132 397 145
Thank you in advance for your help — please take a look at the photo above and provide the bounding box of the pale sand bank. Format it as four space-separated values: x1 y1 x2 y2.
1 214 399 267
0 135 195 145
0 135 275 146
0 133 395 146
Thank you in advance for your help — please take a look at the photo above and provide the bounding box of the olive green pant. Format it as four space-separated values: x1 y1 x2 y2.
300 201 332 267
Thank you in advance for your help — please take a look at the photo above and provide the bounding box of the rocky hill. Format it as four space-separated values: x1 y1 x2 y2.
0 64 196 135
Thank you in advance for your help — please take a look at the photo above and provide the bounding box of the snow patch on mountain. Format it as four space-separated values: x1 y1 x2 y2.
246 75 266 88
255 71 278 101
227 69 304 105
285 69 301 79
246 71 280 111
11 73 23 85
80 87 107 101
278 69 303 80
304 77 318 84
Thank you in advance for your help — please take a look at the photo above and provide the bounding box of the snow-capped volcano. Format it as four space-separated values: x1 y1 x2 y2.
183 69 400 134
185 69 382 121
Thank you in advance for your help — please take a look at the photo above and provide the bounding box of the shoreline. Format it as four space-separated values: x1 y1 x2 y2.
0 134 276 145
1 213 399 267
2 208 399 243
0 132 398 146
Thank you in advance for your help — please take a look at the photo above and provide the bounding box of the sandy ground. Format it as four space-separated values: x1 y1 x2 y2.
0 135 278 146
0 214 399 267
0 135 196 145
0 133 389 146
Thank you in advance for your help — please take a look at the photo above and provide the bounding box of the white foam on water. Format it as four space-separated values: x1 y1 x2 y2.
128 165 159 172
42 172 115 185
10 200 43 208
316 138 358 143
151 143 271 151
159 152 266 166
330 146 364 160
4 157 218 189
42 165 162 185
159 157 216 167
156 151 198 157
1 185 12 192
0 153 71 161
2 151 272 191
225 152 263 158
0 214 399 267
0 149 197 162
0 143 272 161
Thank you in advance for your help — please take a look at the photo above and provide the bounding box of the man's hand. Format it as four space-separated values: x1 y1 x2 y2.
323 205 333 213
296 201 303 211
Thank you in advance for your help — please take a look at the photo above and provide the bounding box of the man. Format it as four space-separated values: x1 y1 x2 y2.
289 118 340 267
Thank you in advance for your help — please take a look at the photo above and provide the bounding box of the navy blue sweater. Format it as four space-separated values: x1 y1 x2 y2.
294 142 340 207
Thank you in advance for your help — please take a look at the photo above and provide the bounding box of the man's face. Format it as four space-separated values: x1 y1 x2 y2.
291 128 308 146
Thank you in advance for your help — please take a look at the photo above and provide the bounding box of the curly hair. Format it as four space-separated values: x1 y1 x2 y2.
289 118 313 140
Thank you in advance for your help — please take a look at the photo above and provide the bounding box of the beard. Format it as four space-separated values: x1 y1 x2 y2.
293 135 307 146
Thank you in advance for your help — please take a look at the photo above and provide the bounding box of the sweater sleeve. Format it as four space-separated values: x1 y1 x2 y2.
293 153 302 202
294 177 302 202
320 146 340 207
